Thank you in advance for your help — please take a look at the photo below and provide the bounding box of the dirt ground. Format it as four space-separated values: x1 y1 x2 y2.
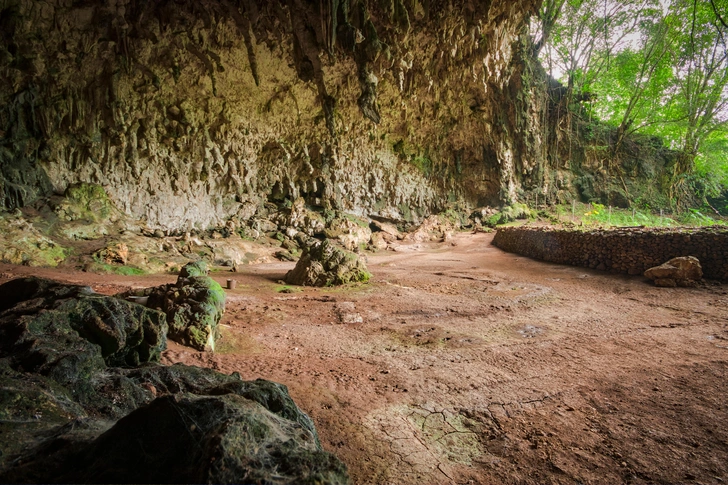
2 231 727 485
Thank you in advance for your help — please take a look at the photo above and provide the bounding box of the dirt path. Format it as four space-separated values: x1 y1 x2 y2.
2 232 727 484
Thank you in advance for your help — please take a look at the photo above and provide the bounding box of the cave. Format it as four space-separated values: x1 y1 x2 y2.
0 0 727 484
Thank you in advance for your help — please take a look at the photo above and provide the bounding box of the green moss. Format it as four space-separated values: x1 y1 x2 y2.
204 279 226 306
484 203 534 227
88 262 146 276
392 139 433 176
236 227 256 240
64 183 115 221
186 325 213 352
411 155 433 176
441 209 465 227
344 213 369 228
179 261 208 277
35 243 69 267
114 266 146 276
275 285 301 293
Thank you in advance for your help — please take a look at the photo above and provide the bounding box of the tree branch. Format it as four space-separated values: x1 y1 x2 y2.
709 0 728 30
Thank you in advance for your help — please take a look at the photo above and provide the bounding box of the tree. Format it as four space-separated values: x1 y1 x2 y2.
669 0 728 174
539 0 728 207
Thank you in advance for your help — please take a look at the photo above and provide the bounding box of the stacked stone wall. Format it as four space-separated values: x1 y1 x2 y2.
492 226 728 281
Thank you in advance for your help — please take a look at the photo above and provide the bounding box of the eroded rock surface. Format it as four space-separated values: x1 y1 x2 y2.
285 239 370 287
0 277 348 485
0 212 68 267
404 215 459 243
0 0 548 231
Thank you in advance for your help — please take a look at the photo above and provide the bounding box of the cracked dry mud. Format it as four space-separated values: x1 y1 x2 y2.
2 232 727 485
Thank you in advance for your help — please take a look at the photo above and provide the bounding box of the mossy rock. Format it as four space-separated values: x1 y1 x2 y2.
179 260 209 277
284 239 371 287
137 262 225 351
0 277 168 369
0 214 68 267
484 203 534 227
0 280 349 485
5 392 349 484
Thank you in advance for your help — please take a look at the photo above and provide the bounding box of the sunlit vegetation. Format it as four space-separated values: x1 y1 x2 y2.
533 0 728 213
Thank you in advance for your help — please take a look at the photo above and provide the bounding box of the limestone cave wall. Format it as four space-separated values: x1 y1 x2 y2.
0 0 546 230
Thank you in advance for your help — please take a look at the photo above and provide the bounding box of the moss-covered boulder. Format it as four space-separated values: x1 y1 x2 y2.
0 277 168 369
285 239 371 287
179 260 209 277
128 261 225 351
0 278 349 485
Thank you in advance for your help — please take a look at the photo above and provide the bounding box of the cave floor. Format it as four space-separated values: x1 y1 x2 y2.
2 232 727 485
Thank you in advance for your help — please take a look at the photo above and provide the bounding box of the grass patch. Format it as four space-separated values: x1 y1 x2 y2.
275 285 302 293
544 202 727 228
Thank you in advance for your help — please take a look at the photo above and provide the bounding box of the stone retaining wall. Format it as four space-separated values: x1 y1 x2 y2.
492 226 728 281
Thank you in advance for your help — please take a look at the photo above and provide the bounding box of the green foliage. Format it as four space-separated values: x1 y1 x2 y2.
692 136 728 199
540 0 728 200
546 201 726 227
678 208 726 226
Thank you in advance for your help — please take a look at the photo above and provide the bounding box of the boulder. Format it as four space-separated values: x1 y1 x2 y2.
94 242 129 265
275 249 297 261
0 213 68 267
52 183 123 240
370 219 402 241
0 277 167 368
0 278 349 485
285 239 371 287
404 215 458 243
369 232 389 250
644 256 703 287
125 261 226 351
